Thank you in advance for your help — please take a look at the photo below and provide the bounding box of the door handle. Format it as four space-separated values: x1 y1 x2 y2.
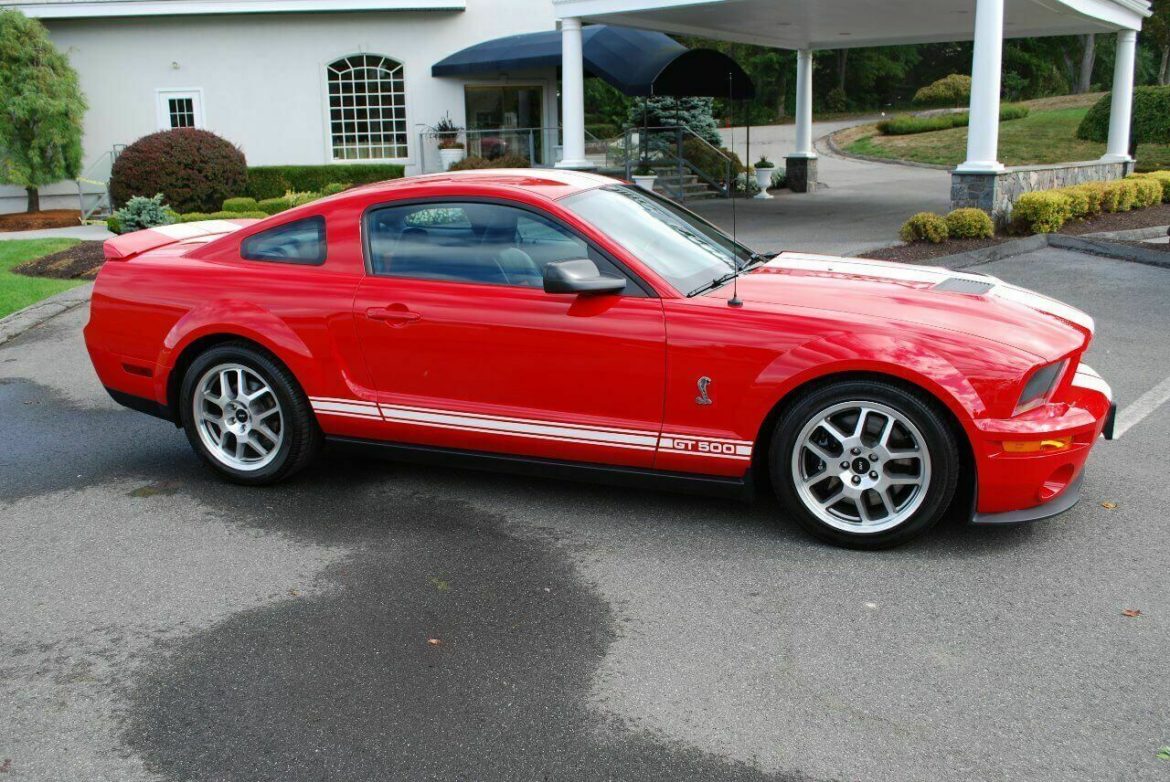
366 305 421 325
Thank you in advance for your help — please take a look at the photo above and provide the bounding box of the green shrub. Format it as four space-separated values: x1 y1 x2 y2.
899 212 949 243
1128 175 1164 208
110 129 247 212
448 154 531 171
913 74 972 106
256 197 292 215
178 212 208 223
321 182 350 196
1062 187 1093 220
945 208 994 239
180 210 267 222
1012 192 1072 233
112 193 177 233
243 164 405 199
1101 179 1138 212
282 190 321 207
1077 86 1170 147
681 137 745 183
1069 182 1106 216
1131 170 1170 202
877 105 1028 136
104 214 121 234
222 196 258 213
585 122 620 140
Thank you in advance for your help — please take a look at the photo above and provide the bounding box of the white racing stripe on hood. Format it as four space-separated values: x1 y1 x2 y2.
770 252 1093 333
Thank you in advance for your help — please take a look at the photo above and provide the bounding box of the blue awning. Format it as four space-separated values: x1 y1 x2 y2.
432 24 754 99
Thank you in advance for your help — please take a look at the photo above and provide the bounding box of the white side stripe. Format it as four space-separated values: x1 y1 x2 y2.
308 397 753 459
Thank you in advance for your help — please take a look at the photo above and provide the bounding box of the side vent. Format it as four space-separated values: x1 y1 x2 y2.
933 277 994 295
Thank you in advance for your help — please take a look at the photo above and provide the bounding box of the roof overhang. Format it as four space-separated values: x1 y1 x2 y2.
552 0 1151 49
3 0 464 19
433 24 755 97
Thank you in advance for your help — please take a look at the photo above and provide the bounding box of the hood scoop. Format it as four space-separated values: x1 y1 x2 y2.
932 277 994 295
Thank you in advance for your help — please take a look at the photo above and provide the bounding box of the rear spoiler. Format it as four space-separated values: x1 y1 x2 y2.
103 219 260 261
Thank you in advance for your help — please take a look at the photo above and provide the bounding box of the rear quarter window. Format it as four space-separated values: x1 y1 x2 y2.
240 216 327 265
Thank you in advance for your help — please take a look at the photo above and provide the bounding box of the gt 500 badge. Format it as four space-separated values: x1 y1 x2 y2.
658 436 752 459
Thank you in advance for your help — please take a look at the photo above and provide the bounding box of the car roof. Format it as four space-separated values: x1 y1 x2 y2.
344 168 616 202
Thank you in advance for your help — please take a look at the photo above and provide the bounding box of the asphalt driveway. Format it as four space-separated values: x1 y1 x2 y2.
1 246 1168 781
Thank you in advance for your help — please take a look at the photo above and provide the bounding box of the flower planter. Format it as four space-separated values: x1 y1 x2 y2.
632 174 657 192
753 167 775 199
439 147 466 170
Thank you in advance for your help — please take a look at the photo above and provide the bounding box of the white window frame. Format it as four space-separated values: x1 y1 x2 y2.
323 54 409 164
155 88 205 131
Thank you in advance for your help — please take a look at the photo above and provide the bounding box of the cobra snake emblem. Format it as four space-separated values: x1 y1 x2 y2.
695 376 713 406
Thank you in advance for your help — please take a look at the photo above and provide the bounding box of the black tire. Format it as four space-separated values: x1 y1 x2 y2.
179 341 321 485
769 379 959 549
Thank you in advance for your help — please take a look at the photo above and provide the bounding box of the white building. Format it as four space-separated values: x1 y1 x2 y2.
0 0 566 213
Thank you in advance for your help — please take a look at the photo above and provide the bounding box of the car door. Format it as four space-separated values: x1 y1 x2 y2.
352 199 666 469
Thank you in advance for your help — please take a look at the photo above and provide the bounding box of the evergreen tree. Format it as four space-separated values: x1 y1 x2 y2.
0 9 87 213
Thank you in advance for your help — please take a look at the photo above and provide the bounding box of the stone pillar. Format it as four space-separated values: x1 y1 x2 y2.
555 17 592 170
956 0 1005 173
786 48 818 193
1103 30 1138 163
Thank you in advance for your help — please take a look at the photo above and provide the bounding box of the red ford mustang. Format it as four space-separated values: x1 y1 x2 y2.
85 170 1115 548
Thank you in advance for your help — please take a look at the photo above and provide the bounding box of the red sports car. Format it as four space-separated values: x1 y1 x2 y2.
85 170 1115 548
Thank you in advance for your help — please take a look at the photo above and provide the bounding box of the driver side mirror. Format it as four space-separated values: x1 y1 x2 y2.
543 259 626 295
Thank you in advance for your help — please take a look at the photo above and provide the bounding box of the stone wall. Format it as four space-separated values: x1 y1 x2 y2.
951 160 1134 225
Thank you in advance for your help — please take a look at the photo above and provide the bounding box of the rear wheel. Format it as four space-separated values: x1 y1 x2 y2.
179 342 320 485
770 380 959 549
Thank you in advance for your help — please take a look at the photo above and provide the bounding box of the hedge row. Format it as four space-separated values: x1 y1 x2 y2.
244 164 404 199
877 105 1029 136
1076 85 1170 146
1012 173 1167 234
178 210 268 223
900 208 994 244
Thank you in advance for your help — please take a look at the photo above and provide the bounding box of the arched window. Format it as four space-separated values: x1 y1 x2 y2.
327 54 407 161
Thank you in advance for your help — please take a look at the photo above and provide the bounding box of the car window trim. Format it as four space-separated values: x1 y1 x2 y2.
239 214 328 266
359 195 658 298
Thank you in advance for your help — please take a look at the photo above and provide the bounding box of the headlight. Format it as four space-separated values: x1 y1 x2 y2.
1014 360 1066 415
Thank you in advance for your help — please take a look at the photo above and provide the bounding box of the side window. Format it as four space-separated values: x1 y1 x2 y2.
365 201 640 293
240 216 327 265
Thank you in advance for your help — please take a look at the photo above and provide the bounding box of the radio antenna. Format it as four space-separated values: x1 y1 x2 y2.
727 71 743 308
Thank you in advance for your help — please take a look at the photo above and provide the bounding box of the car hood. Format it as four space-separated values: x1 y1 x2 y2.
717 252 1093 361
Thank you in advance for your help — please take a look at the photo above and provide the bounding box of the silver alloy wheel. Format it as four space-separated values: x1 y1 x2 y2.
193 362 284 472
790 400 932 534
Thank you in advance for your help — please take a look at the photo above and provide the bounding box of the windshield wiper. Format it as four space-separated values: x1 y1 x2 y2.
687 271 738 298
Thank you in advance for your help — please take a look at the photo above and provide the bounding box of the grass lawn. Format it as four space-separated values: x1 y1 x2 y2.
0 239 88 319
846 106 1170 171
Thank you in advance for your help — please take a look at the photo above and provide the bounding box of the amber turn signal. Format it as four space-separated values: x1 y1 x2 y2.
1002 437 1073 453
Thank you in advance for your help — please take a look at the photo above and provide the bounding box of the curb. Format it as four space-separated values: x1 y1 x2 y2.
915 230 1170 270
0 283 93 348
824 127 954 171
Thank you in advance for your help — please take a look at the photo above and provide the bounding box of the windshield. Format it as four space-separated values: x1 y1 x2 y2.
560 185 758 296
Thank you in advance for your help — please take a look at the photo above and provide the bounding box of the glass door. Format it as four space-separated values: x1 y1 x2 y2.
464 85 544 164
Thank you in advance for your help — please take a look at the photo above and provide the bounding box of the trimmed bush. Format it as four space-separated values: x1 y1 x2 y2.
110 129 247 213
321 182 350 196
222 196 258 213
1013 192 1072 233
877 105 1028 136
1128 175 1164 209
104 214 121 234
1062 187 1094 220
945 208 994 239
900 212 949 243
1069 182 1106 217
448 154 531 171
257 197 292 215
179 210 267 223
282 190 321 207
913 74 972 107
1077 86 1170 147
243 164 405 200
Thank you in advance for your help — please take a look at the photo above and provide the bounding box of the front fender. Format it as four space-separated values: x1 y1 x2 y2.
153 299 319 404
742 331 1012 445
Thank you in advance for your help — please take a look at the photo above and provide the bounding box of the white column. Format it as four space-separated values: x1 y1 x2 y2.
956 0 1005 173
556 17 592 169
792 49 816 158
1103 30 1138 163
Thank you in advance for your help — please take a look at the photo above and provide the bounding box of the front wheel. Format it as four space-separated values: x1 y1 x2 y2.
770 380 959 549
179 342 320 485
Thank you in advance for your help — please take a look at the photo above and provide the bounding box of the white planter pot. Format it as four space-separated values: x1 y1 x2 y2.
632 175 657 192
754 167 775 199
439 147 466 170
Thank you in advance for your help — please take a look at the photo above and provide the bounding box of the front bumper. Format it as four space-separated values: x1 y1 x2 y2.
969 363 1112 522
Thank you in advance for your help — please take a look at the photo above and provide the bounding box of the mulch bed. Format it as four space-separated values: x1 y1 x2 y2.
863 204 1170 264
14 241 106 279
0 209 83 231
